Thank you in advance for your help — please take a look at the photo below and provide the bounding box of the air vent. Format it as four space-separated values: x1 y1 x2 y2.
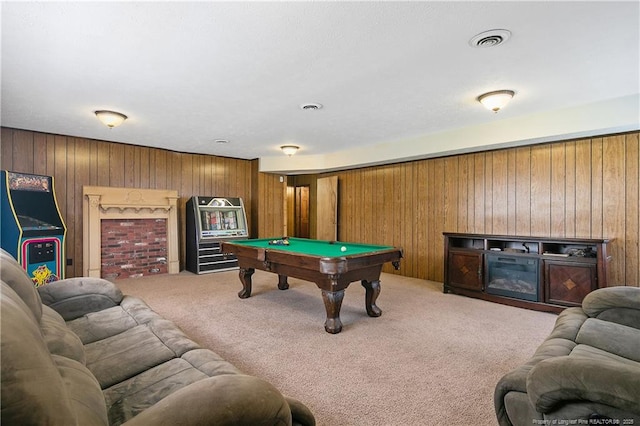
300 103 323 110
469 29 511 48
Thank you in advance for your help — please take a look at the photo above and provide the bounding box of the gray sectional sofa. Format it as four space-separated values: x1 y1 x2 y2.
0 249 315 425
495 285 640 425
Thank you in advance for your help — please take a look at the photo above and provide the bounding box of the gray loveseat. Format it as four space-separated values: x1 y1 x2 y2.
1 249 315 425
495 285 640 425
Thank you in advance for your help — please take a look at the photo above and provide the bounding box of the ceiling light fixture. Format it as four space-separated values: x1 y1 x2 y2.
281 145 299 156
95 110 128 128
477 90 515 113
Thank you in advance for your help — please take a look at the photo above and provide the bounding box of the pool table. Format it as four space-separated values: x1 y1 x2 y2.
221 237 403 334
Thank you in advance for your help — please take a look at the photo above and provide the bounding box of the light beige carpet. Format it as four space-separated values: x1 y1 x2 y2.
115 270 557 426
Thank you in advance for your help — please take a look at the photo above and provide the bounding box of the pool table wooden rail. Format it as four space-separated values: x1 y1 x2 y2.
228 244 401 275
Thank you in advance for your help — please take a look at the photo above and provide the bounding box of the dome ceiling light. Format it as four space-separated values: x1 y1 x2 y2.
95 110 128 128
477 90 515 113
281 145 300 156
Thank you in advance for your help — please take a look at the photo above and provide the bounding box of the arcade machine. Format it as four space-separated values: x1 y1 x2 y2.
1 171 67 286
186 196 248 274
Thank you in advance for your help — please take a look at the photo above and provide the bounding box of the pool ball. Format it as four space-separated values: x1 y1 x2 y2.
341 246 347 252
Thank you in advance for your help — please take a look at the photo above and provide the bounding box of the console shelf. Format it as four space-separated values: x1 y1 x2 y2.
443 233 612 313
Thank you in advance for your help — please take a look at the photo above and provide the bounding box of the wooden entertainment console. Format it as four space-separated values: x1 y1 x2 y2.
443 233 612 313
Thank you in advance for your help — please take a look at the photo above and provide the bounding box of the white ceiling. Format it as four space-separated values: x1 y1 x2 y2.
2 1 639 173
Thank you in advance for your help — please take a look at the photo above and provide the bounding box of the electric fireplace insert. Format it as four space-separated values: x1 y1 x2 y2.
485 253 539 302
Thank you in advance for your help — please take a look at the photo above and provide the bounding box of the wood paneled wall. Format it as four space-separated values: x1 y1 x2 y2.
1 128 256 277
2 127 638 287
255 172 288 238
327 132 639 287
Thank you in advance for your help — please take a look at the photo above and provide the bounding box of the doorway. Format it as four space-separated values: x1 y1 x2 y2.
294 185 310 238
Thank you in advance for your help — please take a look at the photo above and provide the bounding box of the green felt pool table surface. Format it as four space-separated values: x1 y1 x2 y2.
230 237 395 257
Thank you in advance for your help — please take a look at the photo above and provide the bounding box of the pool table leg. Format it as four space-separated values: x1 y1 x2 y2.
277 274 289 290
238 267 254 299
362 279 382 317
321 289 345 334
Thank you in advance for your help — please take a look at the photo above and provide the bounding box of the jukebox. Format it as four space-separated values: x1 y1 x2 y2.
1 171 67 286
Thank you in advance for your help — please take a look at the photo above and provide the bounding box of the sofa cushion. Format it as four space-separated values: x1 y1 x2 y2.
570 344 640 367
1 282 108 425
103 351 241 425
181 348 243 376
575 318 640 362
67 296 164 344
40 305 86 364
84 319 201 388
68 305 139 344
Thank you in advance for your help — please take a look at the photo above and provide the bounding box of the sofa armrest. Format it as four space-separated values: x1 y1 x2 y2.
285 396 316 426
494 332 582 426
38 277 124 320
494 366 532 426
527 357 640 415
122 374 314 426
582 286 640 329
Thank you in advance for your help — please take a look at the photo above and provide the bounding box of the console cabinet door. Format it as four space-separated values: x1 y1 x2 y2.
544 260 597 307
447 250 483 291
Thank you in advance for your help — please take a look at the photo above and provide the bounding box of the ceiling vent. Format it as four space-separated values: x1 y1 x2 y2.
300 103 323 110
469 29 511 48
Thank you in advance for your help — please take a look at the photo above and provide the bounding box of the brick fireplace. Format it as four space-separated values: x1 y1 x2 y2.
101 218 168 279
83 186 179 278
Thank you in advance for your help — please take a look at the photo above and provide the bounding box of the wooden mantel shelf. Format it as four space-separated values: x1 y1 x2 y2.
98 204 174 213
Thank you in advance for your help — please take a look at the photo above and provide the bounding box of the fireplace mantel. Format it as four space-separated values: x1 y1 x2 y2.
83 186 179 277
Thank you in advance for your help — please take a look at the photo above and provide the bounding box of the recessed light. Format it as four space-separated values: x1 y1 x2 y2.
300 103 323 110
215 139 230 144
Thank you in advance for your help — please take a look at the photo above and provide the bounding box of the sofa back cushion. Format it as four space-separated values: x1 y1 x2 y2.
41 305 87 364
1 282 108 425
576 317 640 362
38 277 124 321
0 250 43 321
582 286 640 329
